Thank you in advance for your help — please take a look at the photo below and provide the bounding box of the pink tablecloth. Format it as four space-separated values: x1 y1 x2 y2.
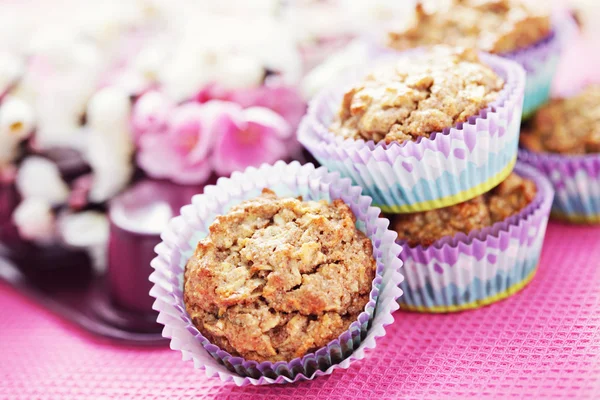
1 222 600 399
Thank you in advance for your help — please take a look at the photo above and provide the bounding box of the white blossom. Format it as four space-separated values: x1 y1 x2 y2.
58 210 111 273
301 39 371 99
0 52 24 95
58 210 110 248
0 96 36 140
160 14 301 102
13 198 56 244
85 87 134 202
0 96 35 166
133 90 171 123
86 137 134 203
16 156 70 205
87 87 132 136
24 38 105 150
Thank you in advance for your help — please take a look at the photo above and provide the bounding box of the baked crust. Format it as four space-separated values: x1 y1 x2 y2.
388 0 551 54
330 46 504 144
520 85 600 154
184 189 377 362
390 173 537 247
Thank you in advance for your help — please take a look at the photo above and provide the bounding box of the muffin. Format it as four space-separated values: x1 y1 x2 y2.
390 163 553 313
520 85 600 155
184 189 376 363
149 161 404 385
330 47 504 144
519 85 600 223
299 46 526 213
387 0 551 54
385 0 563 118
391 172 536 246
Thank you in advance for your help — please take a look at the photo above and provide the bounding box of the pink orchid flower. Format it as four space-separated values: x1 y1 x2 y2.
229 84 306 130
137 102 218 184
194 82 306 129
211 104 292 176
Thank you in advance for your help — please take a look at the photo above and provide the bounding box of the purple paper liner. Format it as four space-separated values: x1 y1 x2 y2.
503 12 577 117
518 148 600 224
502 28 561 118
376 11 574 118
501 29 559 74
148 161 404 386
302 49 522 149
398 162 555 312
298 49 525 213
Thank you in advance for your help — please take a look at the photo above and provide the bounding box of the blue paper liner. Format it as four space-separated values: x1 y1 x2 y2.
398 163 554 312
299 50 525 213
519 148 600 224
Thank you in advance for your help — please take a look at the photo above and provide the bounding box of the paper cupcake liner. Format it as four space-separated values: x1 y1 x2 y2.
519 149 600 224
398 163 554 313
299 51 526 213
149 161 404 386
502 24 564 119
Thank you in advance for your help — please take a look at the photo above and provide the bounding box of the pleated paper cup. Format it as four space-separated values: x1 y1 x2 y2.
519 149 600 224
299 50 525 214
398 162 554 313
149 161 404 386
502 14 575 119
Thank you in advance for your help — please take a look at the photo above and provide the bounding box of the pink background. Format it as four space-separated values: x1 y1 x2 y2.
1 222 599 399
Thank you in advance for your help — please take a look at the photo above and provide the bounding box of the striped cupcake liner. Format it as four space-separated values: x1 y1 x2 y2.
503 29 562 119
398 163 554 313
299 50 525 213
149 161 404 385
519 149 600 224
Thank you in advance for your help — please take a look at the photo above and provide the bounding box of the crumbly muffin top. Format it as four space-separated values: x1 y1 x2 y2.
329 47 504 144
184 189 376 363
389 173 536 247
387 0 551 54
520 85 600 155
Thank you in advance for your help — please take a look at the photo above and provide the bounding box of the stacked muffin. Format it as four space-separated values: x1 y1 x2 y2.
150 0 590 386
385 0 564 118
299 45 554 312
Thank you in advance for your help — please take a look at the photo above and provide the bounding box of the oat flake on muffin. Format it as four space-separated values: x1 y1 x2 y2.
389 173 537 247
520 85 600 155
387 0 551 54
183 188 377 363
330 46 504 144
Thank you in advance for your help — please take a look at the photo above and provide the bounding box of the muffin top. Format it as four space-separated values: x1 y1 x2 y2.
390 173 536 247
387 0 551 54
520 85 600 155
184 189 376 362
329 47 504 144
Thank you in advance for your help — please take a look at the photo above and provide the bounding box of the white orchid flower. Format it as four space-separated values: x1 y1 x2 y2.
58 210 110 272
85 87 134 202
13 197 56 244
0 52 24 95
16 156 70 205
0 96 35 166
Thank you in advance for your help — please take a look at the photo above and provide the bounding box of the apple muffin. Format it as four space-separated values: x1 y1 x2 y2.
330 46 504 144
389 173 537 247
387 0 551 54
520 85 600 155
184 189 377 362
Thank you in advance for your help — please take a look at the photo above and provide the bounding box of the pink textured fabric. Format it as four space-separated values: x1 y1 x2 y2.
1 222 599 399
